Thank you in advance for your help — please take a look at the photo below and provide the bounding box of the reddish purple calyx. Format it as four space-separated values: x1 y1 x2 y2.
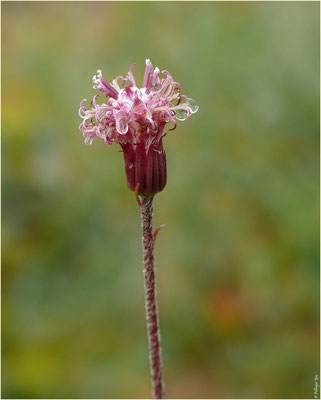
122 136 167 196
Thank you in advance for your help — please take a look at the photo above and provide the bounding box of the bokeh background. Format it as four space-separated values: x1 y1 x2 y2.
2 1 320 399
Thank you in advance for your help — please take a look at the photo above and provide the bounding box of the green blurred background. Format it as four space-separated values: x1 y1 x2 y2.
2 1 320 398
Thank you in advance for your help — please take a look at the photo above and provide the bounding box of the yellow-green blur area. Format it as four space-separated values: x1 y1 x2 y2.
2 2 319 399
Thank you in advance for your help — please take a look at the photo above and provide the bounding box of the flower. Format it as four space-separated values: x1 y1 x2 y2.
79 59 198 196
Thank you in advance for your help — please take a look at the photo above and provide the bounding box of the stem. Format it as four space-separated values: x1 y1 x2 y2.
140 195 165 399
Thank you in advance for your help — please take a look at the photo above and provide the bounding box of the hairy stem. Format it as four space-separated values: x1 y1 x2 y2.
140 195 165 399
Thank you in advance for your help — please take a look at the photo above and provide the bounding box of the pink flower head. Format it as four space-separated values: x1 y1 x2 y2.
79 59 198 195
